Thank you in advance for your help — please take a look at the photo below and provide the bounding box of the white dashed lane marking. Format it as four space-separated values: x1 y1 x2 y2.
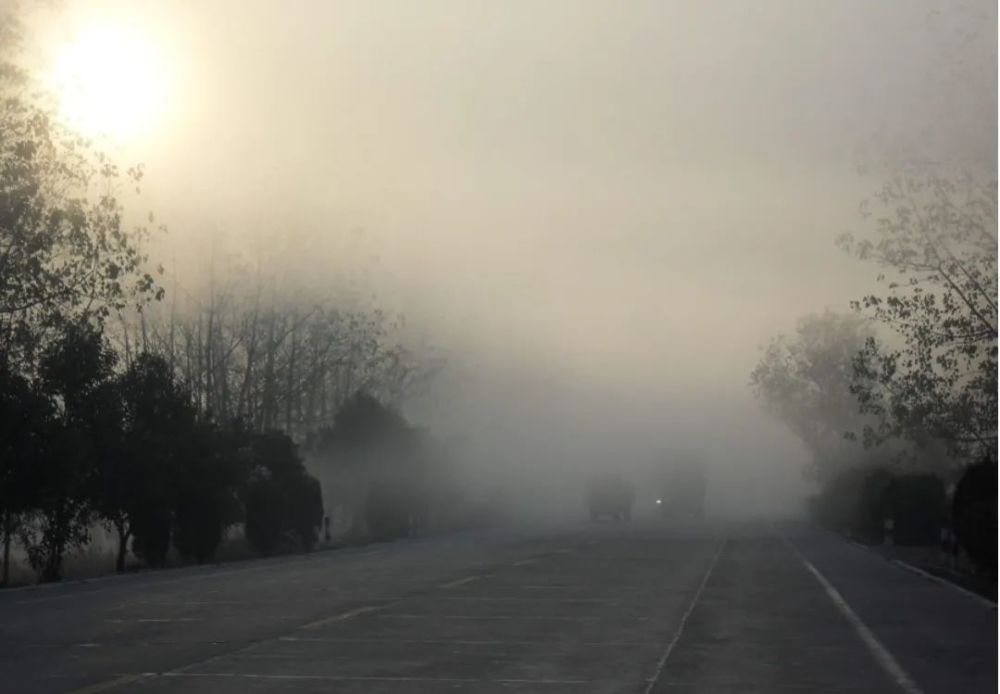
299 605 384 630
439 575 482 589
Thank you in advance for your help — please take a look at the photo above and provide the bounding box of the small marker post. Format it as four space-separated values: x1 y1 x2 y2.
883 518 894 547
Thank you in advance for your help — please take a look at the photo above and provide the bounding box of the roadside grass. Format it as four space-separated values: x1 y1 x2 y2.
0 519 468 589
0 533 350 589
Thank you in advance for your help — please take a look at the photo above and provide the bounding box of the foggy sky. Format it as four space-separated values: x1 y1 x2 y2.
23 1 998 515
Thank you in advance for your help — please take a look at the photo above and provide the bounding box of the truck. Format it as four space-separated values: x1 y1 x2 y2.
586 474 636 521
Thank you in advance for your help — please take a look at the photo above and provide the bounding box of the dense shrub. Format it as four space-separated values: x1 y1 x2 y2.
853 467 894 542
172 424 245 564
244 475 322 555
289 475 323 550
244 479 286 555
952 459 997 573
130 505 172 568
883 474 947 546
812 465 952 547
312 391 441 542
173 492 227 564
809 466 892 542
243 432 323 556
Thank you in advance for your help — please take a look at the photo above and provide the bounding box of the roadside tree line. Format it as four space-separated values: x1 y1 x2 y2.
0 330 323 582
751 167 997 572
0 9 453 584
124 260 440 443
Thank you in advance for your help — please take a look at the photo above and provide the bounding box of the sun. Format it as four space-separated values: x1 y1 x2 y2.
50 22 168 143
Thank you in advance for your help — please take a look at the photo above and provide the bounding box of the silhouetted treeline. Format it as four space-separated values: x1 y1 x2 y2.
809 459 994 573
0 322 325 583
0 10 449 585
808 467 947 545
131 278 441 442
751 169 997 569
306 392 476 543
949 459 996 573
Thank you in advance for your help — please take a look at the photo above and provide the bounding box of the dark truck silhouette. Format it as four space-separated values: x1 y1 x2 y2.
586 474 636 521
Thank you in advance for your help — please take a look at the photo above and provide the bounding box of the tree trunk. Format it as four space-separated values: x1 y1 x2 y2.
261 317 277 430
43 541 62 583
1 511 11 586
115 522 130 573
286 314 298 435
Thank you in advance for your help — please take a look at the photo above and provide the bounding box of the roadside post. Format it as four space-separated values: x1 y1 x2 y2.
940 525 958 571
883 518 894 547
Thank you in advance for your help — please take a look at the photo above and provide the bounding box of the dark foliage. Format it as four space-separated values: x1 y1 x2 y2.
811 465 951 548
21 323 119 581
883 474 948 546
312 390 432 541
172 423 246 564
0 10 348 582
244 479 285 555
289 475 323 550
130 506 172 569
172 492 225 564
952 459 997 573
103 353 196 572
0 320 324 578
244 431 323 556
808 465 893 543
314 391 414 453
0 364 48 583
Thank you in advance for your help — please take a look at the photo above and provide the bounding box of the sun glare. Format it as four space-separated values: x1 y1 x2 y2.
50 22 168 143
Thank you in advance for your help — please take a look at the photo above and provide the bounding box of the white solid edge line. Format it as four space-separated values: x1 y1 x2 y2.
642 537 727 694
827 528 996 610
891 559 997 609
780 534 925 694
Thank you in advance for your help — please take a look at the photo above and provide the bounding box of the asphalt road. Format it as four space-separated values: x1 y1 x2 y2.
1 518 995 694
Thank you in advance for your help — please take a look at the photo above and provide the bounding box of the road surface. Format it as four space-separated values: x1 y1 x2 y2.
1 519 995 693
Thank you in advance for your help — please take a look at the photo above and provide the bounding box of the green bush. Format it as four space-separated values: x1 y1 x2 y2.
172 424 244 564
173 493 226 564
244 478 285 556
813 466 950 547
952 459 997 573
289 475 323 551
853 467 894 542
810 466 892 542
884 474 947 546
130 505 172 568
243 432 323 556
